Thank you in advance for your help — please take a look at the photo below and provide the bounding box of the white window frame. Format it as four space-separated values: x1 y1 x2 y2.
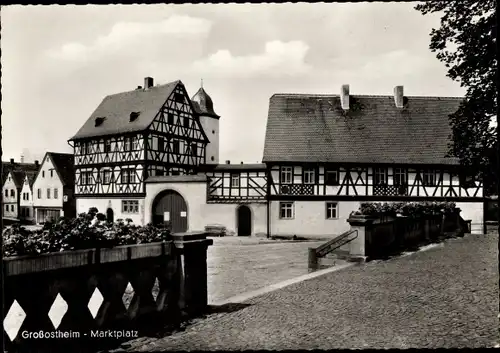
122 200 139 214
393 168 407 185
132 137 139 151
231 173 240 187
303 168 316 184
279 202 294 219
326 202 338 219
102 170 111 184
121 169 130 184
124 137 132 152
280 167 293 184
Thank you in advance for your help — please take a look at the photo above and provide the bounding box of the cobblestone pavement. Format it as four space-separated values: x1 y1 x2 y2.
123 231 498 350
207 240 327 303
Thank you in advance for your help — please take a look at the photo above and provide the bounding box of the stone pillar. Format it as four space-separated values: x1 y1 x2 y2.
172 232 213 317
346 215 374 262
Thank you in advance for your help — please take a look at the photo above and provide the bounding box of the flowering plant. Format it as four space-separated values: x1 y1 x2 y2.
2 208 171 257
352 201 457 218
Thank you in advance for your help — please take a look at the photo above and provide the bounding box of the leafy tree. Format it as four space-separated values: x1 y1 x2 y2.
415 1 498 196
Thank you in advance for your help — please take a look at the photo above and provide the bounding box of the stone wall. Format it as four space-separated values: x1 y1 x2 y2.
2 232 212 352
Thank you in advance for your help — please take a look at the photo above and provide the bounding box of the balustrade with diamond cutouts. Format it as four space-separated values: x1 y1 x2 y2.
2 232 212 352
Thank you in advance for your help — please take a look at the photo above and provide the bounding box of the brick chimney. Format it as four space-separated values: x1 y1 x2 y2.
225 160 230 164
340 84 349 110
10 158 14 164
394 86 404 108
35 160 39 167
144 77 154 90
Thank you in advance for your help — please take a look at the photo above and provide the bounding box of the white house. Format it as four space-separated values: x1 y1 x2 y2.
32 152 75 224
19 172 37 223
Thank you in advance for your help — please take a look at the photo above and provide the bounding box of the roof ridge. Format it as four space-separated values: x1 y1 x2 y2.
271 93 463 100
105 79 181 98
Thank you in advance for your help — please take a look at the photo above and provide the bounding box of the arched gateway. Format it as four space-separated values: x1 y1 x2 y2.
237 205 252 236
152 190 188 233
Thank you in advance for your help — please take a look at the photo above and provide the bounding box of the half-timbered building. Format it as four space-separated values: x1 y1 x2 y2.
69 77 215 224
262 85 485 236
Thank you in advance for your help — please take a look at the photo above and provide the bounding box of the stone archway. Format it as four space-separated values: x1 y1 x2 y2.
152 190 188 233
236 205 252 236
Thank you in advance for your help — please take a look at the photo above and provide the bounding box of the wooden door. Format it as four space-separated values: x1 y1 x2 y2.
237 205 252 236
153 190 188 233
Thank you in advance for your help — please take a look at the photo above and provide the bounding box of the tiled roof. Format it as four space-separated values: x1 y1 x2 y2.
263 93 462 165
1 162 40 188
70 81 180 140
146 175 208 183
49 153 74 186
199 163 266 171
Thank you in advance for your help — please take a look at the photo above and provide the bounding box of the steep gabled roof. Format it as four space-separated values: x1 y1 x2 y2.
70 81 180 140
263 93 462 165
1 161 40 188
49 153 75 186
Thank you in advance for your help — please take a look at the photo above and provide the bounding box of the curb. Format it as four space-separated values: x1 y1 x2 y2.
211 262 355 306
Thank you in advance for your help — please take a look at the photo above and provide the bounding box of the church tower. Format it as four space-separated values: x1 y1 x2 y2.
191 83 220 164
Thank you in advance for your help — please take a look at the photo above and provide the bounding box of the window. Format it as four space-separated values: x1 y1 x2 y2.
279 202 294 219
81 142 88 155
183 116 189 128
174 92 184 102
124 137 131 152
50 170 54 178
10 205 14 212
173 140 180 154
10 189 14 197
280 167 293 184
121 169 136 184
423 170 438 186
37 189 42 199
325 169 339 186
47 188 51 199
231 174 240 187
168 113 174 125
172 170 181 176
303 168 316 184
191 143 197 157
132 137 138 151
393 168 407 185
326 202 338 219
81 171 92 185
122 200 139 214
4 190 8 197
374 168 387 185
104 140 111 153
5 205 8 212
42 171 45 178
102 170 111 184
54 188 58 199
156 169 164 176
158 137 165 152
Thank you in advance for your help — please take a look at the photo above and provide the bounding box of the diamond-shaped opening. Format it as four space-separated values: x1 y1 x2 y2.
88 287 104 319
152 277 160 302
122 282 135 310
3 300 27 342
48 293 68 330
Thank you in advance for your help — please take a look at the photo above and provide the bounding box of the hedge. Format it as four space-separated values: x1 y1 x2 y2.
2 208 171 258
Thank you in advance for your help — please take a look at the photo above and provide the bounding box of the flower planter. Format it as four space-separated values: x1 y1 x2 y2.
2 232 212 352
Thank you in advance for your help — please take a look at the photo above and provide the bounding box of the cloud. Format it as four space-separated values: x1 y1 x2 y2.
46 15 212 62
192 40 312 77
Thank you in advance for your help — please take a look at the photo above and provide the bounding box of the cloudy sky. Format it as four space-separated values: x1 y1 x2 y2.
2 3 463 164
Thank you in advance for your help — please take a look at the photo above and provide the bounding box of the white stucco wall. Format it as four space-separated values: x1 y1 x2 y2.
455 201 484 234
145 181 266 235
3 173 18 218
270 201 361 239
33 156 64 209
76 197 145 225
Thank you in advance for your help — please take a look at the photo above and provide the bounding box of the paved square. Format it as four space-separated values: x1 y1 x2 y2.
125 231 498 350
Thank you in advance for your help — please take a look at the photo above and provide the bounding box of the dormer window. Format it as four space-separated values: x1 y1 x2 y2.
129 112 140 122
174 92 184 102
95 117 105 127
